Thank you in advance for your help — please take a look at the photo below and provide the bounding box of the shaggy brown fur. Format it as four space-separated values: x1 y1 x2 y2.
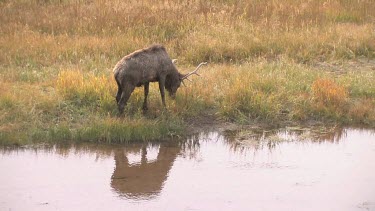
113 44 183 114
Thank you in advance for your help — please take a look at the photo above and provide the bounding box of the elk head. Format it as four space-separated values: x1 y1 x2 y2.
165 62 207 99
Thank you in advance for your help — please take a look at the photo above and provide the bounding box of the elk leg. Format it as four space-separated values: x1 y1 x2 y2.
142 82 149 111
158 77 166 107
115 80 122 104
118 85 135 114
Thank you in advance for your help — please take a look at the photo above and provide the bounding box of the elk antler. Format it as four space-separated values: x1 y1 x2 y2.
181 62 207 81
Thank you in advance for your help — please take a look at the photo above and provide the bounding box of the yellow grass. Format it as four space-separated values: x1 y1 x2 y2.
1 0 375 144
1 0 374 66
56 69 116 110
312 78 348 106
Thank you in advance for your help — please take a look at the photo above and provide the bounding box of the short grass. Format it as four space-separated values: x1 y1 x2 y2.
0 0 374 145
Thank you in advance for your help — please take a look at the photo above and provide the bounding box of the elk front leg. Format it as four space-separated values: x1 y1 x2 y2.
118 84 135 114
158 77 166 107
142 82 149 111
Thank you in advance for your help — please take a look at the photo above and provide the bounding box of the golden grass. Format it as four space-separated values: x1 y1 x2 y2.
52 60 375 123
1 0 375 144
56 69 116 110
312 78 348 107
1 59 375 145
1 0 374 66
310 78 349 119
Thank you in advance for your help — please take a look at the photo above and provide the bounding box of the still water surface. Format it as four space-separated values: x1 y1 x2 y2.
1 128 375 210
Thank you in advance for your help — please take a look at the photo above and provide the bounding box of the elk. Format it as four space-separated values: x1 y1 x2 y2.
113 44 207 114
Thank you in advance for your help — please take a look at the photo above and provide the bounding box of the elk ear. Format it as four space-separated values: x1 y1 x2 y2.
172 59 178 64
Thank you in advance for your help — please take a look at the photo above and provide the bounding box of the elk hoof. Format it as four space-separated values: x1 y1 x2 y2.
142 105 148 112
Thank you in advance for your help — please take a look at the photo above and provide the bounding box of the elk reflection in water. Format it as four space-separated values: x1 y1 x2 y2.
110 137 200 200
111 143 180 200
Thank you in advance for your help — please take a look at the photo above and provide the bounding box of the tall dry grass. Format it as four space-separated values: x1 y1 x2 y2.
0 0 374 67
53 59 375 123
1 0 375 144
56 69 116 111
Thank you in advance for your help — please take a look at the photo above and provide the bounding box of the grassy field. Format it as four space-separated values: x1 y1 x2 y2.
1 0 374 145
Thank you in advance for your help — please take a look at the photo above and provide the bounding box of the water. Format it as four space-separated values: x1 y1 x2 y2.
1 128 375 211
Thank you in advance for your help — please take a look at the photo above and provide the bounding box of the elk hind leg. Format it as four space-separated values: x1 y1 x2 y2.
115 80 122 104
118 85 135 114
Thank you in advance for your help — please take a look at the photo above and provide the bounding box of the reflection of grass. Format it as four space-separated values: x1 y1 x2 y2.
226 126 350 151
1 0 375 145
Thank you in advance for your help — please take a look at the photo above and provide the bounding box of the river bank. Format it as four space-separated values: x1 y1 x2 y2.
1 60 374 146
